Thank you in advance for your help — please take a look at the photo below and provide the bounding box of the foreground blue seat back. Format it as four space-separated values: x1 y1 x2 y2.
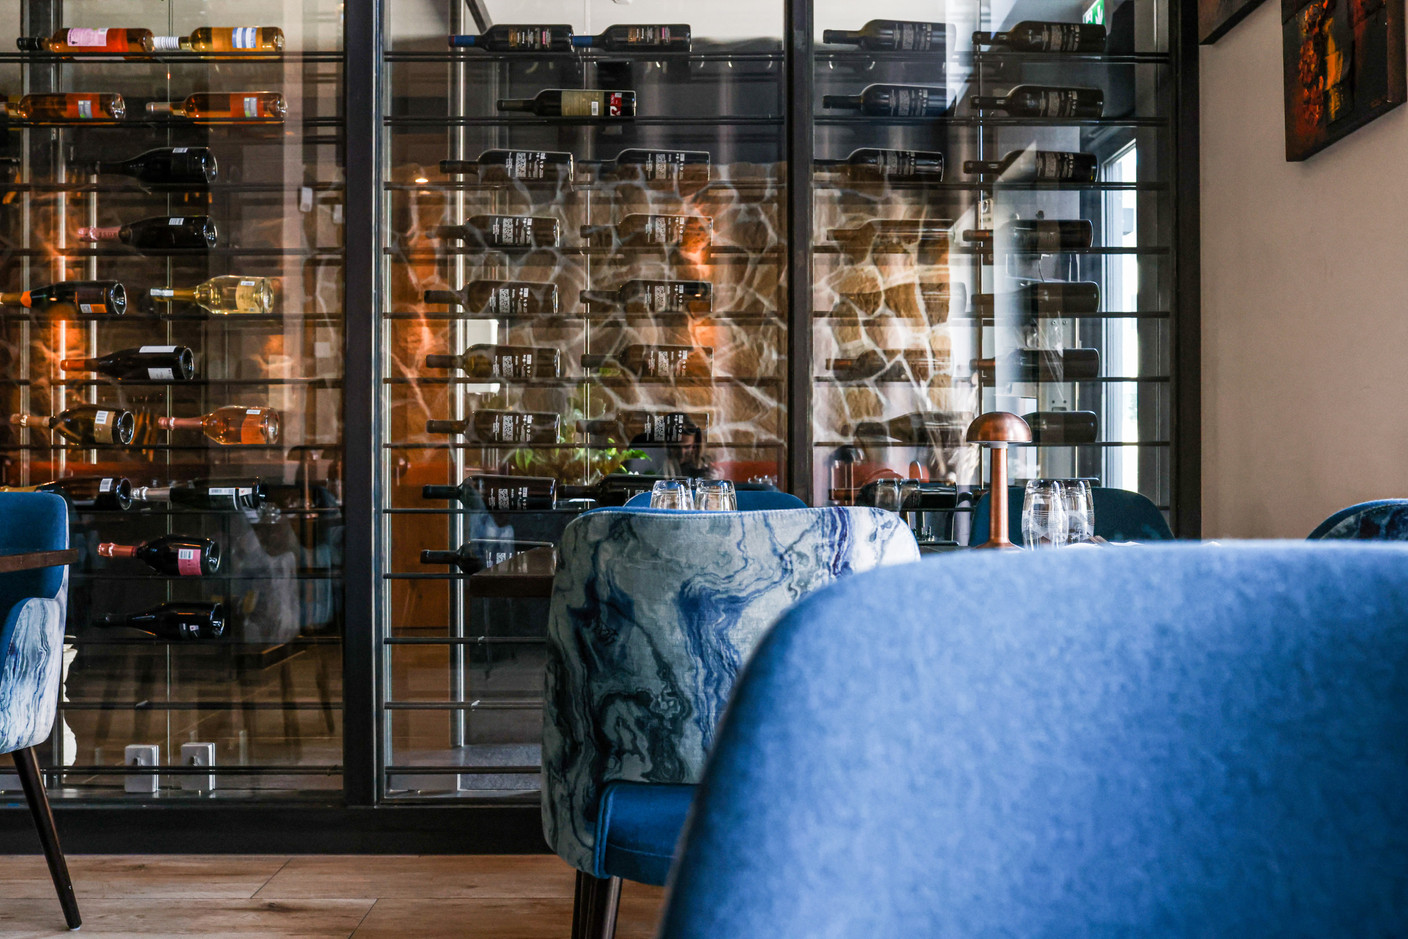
622 489 805 510
544 506 918 935
1308 498 1408 540
661 543 1408 938
971 484 1173 545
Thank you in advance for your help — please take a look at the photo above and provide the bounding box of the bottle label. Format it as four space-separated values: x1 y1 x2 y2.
487 285 530 315
173 147 189 153
640 413 692 443
878 150 918 177
99 478 114 492
489 217 533 246
491 351 533 379
242 95 260 118
93 409 115 444
633 151 687 180
644 348 693 377
891 87 936 117
231 27 259 49
895 23 937 51
177 547 202 576
147 367 175 381
625 26 664 45
559 90 602 117
507 27 550 49
491 413 532 443
505 151 548 179
1036 90 1081 117
64 28 110 48
1030 226 1061 252
1034 152 1079 180
484 485 530 510
139 345 180 353
168 217 182 226
76 99 95 119
645 216 686 245
1048 24 1082 52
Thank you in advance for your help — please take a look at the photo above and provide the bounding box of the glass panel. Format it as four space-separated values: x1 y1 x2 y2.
2 0 345 798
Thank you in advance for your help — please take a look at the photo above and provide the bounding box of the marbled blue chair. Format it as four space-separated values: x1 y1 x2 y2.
660 543 1408 937
543 506 919 938
0 492 80 929
1308 499 1408 540
971 484 1174 545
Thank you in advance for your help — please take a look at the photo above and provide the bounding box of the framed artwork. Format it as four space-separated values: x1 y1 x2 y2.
1201 0 1269 43
1283 0 1406 160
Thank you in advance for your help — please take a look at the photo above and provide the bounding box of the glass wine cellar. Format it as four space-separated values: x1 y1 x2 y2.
0 0 1196 845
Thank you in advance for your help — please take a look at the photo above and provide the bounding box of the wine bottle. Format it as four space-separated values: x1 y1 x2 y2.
87 147 218 187
600 148 711 184
422 474 558 511
152 27 285 53
76 215 217 253
0 476 134 511
962 149 1098 182
580 280 712 315
156 407 280 445
576 411 709 444
435 215 560 249
818 148 945 181
497 89 636 120
972 281 1101 316
559 473 671 506
10 406 136 446
580 345 713 379
972 21 1106 53
1022 410 1100 444
571 25 692 50
449 25 573 51
97 602 226 640
964 220 1094 252
439 149 574 181
150 276 277 316
0 93 126 121
424 344 561 380
970 84 1104 118
420 543 521 574
821 84 948 117
97 535 220 576
423 280 560 316
17 28 155 55
133 480 265 511
146 91 286 122
425 411 561 444
579 214 713 249
61 345 196 382
826 349 950 382
850 412 969 444
828 219 952 247
822 20 944 52
0 281 127 317
972 349 1101 381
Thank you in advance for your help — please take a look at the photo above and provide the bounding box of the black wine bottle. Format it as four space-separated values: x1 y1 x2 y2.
97 602 226 640
0 281 127 316
964 220 1094 252
425 411 561 444
422 474 558 511
0 476 134 511
10 405 136 446
600 148 711 183
818 148 945 181
828 219 952 247
962 149 1098 182
420 542 521 574
972 349 1101 381
970 84 1104 118
822 84 948 117
497 89 636 120
423 344 561 380
133 480 266 511
76 215 217 253
449 25 573 51
87 147 218 187
435 215 560 248
581 344 713 379
60 345 196 382
850 412 969 444
423 280 560 316
576 411 708 444
580 280 712 314
971 281 1101 316
972 21 1106 53
572 24 691 50
439 149 574 181
1022 410 1100 443
826 349 950 382
97 535 221 575
822 20 945 52
579 214 712 249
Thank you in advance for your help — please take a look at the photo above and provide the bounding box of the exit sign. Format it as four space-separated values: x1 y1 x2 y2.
1083 0 1105 25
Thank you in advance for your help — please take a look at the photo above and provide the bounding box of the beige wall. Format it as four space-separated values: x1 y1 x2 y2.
1200 0 1408 538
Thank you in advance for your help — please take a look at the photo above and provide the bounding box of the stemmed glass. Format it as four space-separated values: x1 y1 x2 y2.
1021 480 1067 549
650 479 694 510
695 479 738 511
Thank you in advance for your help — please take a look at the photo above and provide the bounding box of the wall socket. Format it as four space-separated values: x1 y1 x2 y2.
124 744 160 794
179 743 216 792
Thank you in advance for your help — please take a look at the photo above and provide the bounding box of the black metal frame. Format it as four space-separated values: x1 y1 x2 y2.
785 0 814 498
1172 0 1203 538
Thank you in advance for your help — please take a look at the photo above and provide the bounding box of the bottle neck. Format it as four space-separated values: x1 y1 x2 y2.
496 98 534 112
150 287 198 302
0 291 29 307
570 34 595 47
145 101 180 117
963 160 1001 174
132 486 172 504
579 290 618 306
151 35 183 51
97 543 139 559
970 96 1004 109
964 230 994 243
58 356 96 371
423 354 461 369
425 419 467 435
156 415 203 431
421 485 460 500
77 225 123 242
821 29 861 45
821 94 862 110
423 289 461 304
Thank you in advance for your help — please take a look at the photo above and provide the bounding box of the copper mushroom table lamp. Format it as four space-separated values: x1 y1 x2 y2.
966 411 1032 549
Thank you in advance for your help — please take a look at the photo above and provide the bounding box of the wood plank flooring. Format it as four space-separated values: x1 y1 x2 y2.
0 855 667 938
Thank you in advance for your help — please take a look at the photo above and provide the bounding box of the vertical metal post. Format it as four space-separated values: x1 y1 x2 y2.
785 0 814 501
1172 0 1201 537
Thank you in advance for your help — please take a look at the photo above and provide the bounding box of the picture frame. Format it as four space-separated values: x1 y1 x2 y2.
1201 0 1269 43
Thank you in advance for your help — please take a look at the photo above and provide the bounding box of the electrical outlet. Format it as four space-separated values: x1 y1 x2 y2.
180 743 216 792
124 744 160 794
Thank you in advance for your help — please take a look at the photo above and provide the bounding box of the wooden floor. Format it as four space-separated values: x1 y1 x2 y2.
0 855 666 938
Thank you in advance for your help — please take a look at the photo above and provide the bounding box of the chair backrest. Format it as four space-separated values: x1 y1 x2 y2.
0 492 69 755
542 506 919 875
1307 499 1408 540
623 489 806 511
0 492 68 648
971 485 1173 546
661 543 1408 938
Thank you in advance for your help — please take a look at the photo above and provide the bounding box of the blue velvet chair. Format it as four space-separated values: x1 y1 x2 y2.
0 492 80 929
1308 499 1408 540
622 489 806 510
659 542 1408 937
542 506 919 938
970 484 1173 546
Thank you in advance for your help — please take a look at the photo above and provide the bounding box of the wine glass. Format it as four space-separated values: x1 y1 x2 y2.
650 479 694 510
1021 479 1067 549
1060 479 1095 545
695 479 737 511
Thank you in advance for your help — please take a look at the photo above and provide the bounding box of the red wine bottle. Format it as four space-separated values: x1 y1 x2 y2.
962 149 1098 182
439 149 574 180
572 25 691 50
10 406 135 446
823 20 944 52
76 215 217 253
579 214 713 249
0 475 133 511
449 25 574 51
600 149 711 183
972 22 1106 53
423 280 560 316
420 542 521 573
435 215 560 248
850 411 969 444
425 411 561 444
97 535 221 575
0 281 127 316
822 84 948 117
581 345 713 379
971 281 1101 316
87 147 218 187
970 84 1104 118
576 411 708 444
972 349 1101 381
1022 410 1100 443
60 345 196 382
580 279 712 314
828 219 952 247
97 602 226 640
826 349 950 382
964 220 1094 252
133 480 266 511
423 344 561 380
497 89 636 119
817 148 945 181
422 474 557 510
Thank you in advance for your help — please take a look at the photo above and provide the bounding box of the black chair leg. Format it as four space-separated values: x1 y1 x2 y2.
573 871 621 939
13 747 81 930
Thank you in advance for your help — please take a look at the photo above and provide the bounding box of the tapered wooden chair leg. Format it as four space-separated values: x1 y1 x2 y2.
581 872 621 939
13 748 81 929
